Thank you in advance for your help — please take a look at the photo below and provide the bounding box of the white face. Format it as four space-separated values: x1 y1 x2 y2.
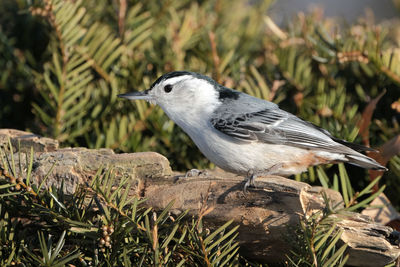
148 75 195 106
147 75 221 121
118 73 223 130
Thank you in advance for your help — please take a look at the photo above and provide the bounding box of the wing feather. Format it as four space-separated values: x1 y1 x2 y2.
210 108 341 151
211 90 376 156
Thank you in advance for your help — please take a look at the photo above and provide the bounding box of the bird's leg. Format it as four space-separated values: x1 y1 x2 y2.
243 163 284 193
243 170 256 194
184 169 208 178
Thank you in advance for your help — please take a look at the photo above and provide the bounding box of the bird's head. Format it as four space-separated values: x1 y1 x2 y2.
118 71 226 121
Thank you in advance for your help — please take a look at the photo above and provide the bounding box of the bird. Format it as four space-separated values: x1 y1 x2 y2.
118 71 387 191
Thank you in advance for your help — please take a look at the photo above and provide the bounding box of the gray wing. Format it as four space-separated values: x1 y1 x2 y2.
210 96 343 151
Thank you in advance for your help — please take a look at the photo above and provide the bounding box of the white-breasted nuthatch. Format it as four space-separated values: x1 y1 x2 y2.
118 71 386 189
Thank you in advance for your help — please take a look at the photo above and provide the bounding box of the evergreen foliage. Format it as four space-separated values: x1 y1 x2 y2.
0 141 244 266
0 0 400 265
1 0 398 180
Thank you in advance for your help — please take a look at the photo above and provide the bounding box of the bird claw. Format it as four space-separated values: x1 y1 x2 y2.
243 174 256 194
243 163 284 194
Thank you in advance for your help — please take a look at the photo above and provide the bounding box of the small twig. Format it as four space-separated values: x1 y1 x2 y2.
118 0 127 39
309 223 318 267
337 51 369 64
196 182 215 229
199 235 212 267
0 165 44 205
208 32 221 83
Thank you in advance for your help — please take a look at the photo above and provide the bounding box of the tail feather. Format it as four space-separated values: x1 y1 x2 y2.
330 137 387 170
346 154 387 171
332 137 377 152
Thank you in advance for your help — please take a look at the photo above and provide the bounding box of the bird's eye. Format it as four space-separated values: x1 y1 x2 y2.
164 84 173 93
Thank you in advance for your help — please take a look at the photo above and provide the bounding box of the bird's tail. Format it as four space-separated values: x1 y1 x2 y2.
331 137 387 171
346 153 387 171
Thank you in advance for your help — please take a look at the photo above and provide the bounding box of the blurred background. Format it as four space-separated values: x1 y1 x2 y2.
270 0 400 23
0 1 399 208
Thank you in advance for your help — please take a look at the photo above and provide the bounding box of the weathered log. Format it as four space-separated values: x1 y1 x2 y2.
1 129 399 266
144 172 342 263
0 128 59 152
143 171 400 266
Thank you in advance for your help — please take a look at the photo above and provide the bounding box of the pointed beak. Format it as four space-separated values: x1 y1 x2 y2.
118 90 152 101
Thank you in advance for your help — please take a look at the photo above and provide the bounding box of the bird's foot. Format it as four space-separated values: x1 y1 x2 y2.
243 163 284 194
243 170 256 194
184 169 208 178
